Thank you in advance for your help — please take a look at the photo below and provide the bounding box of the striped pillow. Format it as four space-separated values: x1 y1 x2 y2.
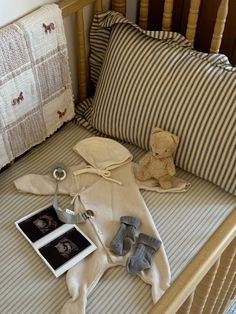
89 11 193 89
87 22 236 194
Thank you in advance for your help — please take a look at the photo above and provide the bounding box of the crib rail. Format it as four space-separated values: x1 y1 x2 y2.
149 209 236 314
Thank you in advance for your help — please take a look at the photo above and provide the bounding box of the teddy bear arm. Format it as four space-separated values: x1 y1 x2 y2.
159 175 173 189
166 158 176 176
139 153 151 167
133 163 152 181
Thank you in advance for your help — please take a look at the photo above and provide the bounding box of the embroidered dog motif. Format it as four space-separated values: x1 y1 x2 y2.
12 92 24 106
42 22 55 33
57 109 67 118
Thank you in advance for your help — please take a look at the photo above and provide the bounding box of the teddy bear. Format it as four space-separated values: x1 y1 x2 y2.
134 127 179 189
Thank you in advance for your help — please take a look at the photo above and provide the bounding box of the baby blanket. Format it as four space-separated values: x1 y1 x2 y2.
0 4 74 169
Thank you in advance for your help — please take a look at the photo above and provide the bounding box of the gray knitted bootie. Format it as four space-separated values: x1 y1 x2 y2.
110 216 141 256
126 233 162 274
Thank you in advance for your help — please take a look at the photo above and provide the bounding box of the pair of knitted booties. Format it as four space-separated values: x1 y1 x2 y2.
110 216 161 274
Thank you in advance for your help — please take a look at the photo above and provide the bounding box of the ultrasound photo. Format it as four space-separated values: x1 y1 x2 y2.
39 227 91 270
18 206 63 242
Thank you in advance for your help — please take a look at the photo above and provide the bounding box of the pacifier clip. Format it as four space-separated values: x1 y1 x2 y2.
51 164 94 224
53 196 94 224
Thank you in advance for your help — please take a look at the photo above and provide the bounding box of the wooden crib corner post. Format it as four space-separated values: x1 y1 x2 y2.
139 0 149 30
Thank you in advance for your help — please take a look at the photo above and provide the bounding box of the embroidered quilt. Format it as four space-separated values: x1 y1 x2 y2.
0 4 74 169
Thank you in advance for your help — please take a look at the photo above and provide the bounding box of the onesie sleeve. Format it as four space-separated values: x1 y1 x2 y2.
14 174 57 195
14 173 73 195
13 160 93 196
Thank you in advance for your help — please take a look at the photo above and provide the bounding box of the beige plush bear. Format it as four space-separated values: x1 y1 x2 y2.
134 127 179 189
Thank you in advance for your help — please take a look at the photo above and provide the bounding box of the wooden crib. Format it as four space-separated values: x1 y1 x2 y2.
59 0 236 313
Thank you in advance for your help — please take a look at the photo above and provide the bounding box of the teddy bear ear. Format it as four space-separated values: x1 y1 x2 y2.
171 134 179 145
151 127 163 135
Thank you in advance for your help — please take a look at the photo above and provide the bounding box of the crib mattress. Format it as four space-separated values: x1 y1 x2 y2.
0 121 235 314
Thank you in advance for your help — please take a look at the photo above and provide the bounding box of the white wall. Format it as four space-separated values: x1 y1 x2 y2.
0 0 79 97
0 0 56 27
0 0 137 99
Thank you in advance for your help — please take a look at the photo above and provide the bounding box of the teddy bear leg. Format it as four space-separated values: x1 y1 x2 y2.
159 175 173 189
133 164 152 181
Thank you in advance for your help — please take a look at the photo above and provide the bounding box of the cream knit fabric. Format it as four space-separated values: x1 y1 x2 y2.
14 137 171 314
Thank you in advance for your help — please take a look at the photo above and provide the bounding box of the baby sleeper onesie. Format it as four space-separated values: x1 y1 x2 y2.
14 137 171 314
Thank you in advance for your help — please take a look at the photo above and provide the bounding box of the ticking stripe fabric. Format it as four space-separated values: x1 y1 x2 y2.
83 13 236 194
89 10 193 89
0 4 74 170
1 122 235 314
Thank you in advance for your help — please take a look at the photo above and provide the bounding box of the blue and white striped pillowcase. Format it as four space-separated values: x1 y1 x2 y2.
88 22 236 194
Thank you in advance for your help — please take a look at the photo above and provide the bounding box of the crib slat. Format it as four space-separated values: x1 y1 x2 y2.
211 240 236 313
162 0 174 31
191 259 220 314
185 0 201 44
177 292 195 314
210 0 228 53
202 238 235 313
214 263 236 314
94 0 102 12
139 0 149 30
219 275 236 314
112 0 126 15
232 285 236 299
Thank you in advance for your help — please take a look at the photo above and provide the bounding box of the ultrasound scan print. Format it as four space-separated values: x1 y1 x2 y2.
54 237 79 259
33 214 60 234
39 227 91 270
18 206 63 242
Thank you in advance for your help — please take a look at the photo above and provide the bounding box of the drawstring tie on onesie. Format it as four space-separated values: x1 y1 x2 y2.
53 189 94 224
52 164 122 224
70 192 80 205
73 165 122 185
